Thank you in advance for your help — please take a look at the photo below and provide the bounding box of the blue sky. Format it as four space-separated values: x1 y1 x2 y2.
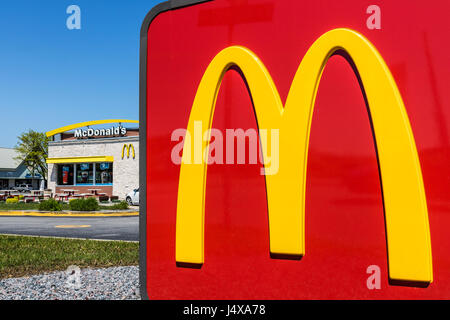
0 0 160 148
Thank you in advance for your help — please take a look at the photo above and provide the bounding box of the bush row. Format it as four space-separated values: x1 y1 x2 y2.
68 197 100 211
36 198 129 212
108 201 129 210
38 198 99 212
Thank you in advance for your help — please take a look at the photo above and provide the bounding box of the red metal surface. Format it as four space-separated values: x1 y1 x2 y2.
145 0 450 299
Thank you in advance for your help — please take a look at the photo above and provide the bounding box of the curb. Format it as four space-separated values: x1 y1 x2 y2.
0 211 139 217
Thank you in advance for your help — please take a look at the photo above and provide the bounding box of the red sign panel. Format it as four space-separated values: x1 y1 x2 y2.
140 0 450 299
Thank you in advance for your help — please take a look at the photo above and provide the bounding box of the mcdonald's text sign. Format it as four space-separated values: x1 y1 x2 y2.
140 0 450 299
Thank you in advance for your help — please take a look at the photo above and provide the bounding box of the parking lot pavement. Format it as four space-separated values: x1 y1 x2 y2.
0 216 138 241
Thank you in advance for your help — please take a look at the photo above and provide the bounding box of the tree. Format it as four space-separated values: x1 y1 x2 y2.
14 130 49 183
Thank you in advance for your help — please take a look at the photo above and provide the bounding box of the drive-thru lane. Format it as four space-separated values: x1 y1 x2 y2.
0 216 138 241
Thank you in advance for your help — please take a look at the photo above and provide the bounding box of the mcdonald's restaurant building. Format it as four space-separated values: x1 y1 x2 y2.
46 120 139 199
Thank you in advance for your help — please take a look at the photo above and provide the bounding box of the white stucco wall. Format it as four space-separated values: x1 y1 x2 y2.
47 137 139 199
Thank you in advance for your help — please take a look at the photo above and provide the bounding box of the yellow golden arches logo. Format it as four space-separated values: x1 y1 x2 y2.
122 144 135 160
175 28 433 284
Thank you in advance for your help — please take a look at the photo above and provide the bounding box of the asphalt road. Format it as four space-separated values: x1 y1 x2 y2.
0 216 139 241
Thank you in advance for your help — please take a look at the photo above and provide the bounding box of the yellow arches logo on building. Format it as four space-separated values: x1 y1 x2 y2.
175 28 433 284
122 144 135 160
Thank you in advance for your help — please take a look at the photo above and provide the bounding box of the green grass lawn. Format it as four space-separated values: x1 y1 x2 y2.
0 235 139 279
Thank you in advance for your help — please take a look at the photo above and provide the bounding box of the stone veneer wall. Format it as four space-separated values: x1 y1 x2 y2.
47 137 139 200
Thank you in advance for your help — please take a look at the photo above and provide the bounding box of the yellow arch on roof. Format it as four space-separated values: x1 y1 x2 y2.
46 119 139 137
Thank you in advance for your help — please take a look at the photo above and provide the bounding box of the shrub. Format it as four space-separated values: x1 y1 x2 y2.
39 199 63 211
6 198 19 204
69 197 99 211
85 197 100 211
110 201 129 210
98 195 109 203
69 199 83 211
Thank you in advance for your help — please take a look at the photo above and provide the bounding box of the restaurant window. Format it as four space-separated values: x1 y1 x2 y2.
76 163 94 185
0 179 8 189
57 164 74 185
16 179 32 186
95 163 113 185
57 162 113 186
